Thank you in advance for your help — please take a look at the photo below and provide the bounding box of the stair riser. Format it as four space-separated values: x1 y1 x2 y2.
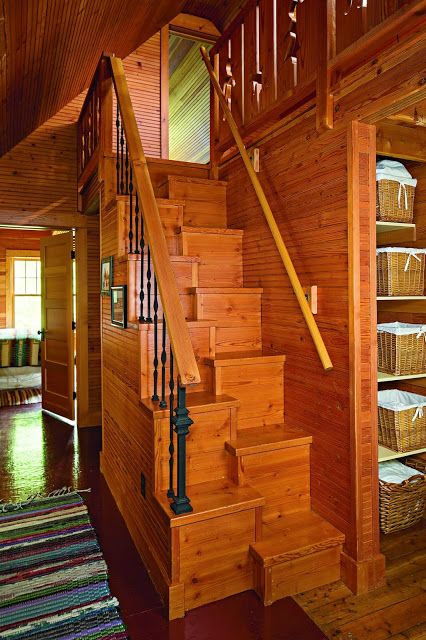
195 291 261 325
228 446 311 520
172 508 258 614
254 546 343 606
127 258 198 323
140 325 213 399
211 361 285 429
179 232 243 288
159 176 227 228
154 406 237 493
117 197 184 257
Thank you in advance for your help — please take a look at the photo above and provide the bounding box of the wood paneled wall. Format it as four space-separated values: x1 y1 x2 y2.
0 229 52 328
99 172 171 601
169 38 210 163
220 113 383 591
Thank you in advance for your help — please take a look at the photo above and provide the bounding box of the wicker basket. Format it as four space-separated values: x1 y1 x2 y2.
378 390 426 452
376 179 415 223
377 323 426 376
377 249 425 297
405 452 426 474
379 474 426 534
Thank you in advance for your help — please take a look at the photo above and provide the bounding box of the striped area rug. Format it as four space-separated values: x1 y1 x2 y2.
0 387 41 408
0 491 128 639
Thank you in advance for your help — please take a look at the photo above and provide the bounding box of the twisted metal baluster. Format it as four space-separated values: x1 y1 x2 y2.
139 218 145 322
125 144 129 195
167 347 175 499
159 318 167 408
115 104 120 193
152 277 159 401
146 248 152 323
119 124 124 194
128 166 133 254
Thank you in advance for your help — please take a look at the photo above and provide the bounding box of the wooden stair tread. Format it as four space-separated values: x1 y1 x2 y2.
155 197 186 206
141 391 239 416
225 423 312 456
167 175 227 187
179 226 244 236
156 478 265 528
204 351 286 367
251 511 345 567
126 254 201 263
190 287 263 294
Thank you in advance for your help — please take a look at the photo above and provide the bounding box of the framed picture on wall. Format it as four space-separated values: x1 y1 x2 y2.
101 256 113 296
111 285 127 328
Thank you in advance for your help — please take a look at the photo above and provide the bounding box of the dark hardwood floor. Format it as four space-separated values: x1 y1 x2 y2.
0 404 327 640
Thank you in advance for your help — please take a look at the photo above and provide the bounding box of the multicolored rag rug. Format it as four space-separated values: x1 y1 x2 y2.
0 387 41 408
0 491 128 639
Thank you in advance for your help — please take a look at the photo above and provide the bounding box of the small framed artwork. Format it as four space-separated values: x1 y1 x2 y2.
101 256 113 296
111 285 127 328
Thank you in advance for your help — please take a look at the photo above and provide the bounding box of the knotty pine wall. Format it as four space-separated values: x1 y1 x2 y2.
0 229 52 328
220 116 380 578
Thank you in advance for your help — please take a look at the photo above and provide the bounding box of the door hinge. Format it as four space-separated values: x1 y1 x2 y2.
71 250 76 260
72 321 76 330
73 391 77 400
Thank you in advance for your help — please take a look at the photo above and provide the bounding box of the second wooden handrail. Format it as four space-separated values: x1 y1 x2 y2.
108 56 201 386
201 47 333 371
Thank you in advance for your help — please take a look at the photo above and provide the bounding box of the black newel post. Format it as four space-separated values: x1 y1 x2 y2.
170 384 193 515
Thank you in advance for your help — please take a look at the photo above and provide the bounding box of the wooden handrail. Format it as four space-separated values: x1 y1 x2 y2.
108 56 201 386
201 47 333 372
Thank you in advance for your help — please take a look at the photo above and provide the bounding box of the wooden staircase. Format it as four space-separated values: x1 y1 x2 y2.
134 174 344 617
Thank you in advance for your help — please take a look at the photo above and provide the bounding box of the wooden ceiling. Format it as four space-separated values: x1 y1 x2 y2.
1 0 247 156
182 0 248 31
0 0 186 155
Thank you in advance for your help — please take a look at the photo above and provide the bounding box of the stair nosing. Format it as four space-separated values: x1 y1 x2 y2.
203 352 286 367
155 479 265 528
189 287 263 294
141 393 240 416
179 226 243 236
225 425 312 456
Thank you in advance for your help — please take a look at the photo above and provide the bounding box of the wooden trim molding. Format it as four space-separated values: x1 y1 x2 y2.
169 13 220 43
346 120 385 593
160 26 170 159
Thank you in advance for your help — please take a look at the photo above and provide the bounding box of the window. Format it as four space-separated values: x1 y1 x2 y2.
6 254 41 332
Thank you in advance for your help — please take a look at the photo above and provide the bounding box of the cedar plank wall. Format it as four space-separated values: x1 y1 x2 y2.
99 173 171 601
0 229 52 327
220 116 382 585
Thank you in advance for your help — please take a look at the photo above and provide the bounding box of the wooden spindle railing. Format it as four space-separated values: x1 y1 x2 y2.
201 46 333 372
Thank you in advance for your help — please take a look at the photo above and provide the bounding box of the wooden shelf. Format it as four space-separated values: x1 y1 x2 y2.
376 221 415 234
379 444 426 462
377 296 426 300
376 222 416 233
378 371 426 383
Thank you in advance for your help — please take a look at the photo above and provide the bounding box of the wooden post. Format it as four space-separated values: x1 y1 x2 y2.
316 0 336 133
209 52 220 180
200 46 333 372
160 26 170 159
99 56 114 182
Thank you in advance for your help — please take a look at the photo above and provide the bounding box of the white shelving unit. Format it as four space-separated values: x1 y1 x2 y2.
379 444 426 463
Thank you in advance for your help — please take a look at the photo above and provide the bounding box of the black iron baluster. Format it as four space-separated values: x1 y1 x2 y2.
152 277 159 401
167 348 175 498
125 144 129 195
120 124 124 194
134 191 140 254
139 219 145 322
170 384 193 514
128 165 133 254
146 248 152 323
115 103 120 193
159 318 167 408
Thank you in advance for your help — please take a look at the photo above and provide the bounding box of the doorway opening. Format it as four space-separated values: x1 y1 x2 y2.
168 33 212 163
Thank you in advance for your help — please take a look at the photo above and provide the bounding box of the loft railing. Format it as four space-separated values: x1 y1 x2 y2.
201 46 333 372
207 0 423 153
78 56 200 515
